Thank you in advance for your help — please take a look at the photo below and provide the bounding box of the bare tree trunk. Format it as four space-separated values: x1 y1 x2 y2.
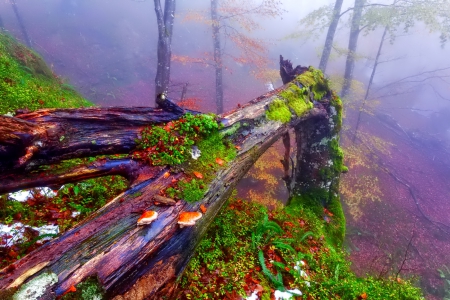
180 83 188 101
352 26 388 142
318 0 344 73
211 0 224 114
340 0 365 98
154 0 176 106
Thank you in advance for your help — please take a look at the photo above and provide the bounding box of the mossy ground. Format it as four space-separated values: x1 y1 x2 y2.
0 32 92 115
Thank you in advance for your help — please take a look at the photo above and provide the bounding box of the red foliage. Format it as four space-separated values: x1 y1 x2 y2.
177 97 202 110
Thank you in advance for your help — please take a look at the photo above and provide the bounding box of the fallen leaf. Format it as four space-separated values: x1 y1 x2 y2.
164 122 174 131
215 158 224 166
193 171 203 179
200 204 207 213
8 250 18 259
324 208 334 216
62 285 77 296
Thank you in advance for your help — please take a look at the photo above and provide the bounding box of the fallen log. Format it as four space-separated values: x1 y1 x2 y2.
0 64 342 299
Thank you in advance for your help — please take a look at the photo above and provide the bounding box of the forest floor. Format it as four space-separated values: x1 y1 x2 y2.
343 112 450 300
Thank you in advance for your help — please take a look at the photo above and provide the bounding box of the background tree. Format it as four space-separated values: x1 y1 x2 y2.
318 0 344 72
178 0 283 113
154 0 176 106
340 0 365 98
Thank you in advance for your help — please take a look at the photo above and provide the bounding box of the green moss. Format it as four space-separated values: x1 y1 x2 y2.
219 121 240 137
266 98 292 123
60 276 105 300
164 131 237 203
297 71 316 87
0 32 92 115
330 91 343 132
279 84 313 117
135 113 219 166
178 179 206 202
296 67 330 101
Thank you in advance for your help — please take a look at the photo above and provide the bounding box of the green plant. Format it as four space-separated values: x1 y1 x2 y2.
258 250 285 290
251 213 283 250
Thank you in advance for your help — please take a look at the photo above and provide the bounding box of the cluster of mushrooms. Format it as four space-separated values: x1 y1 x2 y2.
137 210 202 228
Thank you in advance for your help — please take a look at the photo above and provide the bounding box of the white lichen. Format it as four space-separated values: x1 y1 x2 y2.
13 272 58 300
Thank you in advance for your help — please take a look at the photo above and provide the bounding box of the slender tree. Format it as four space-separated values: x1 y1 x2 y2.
154 0 176 106
318 0 344 73
340 0 365 98
211 0 224 113
352 26 388 142
207 0 282 113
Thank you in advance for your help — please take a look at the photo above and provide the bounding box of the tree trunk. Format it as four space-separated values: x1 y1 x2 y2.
318 0 344 73
211 0 224 114
154 0 176 105
352 26 388 142
340 0 365 98
0 68 340 299
10 0 32 48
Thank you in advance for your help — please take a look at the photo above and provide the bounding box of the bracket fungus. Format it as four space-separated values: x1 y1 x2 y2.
137 211 158 226
178 211 202 228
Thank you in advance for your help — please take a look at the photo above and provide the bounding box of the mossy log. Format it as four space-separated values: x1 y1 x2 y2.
0 68 341 299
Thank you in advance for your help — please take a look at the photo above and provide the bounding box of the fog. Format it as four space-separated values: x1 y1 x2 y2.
1 0 450 298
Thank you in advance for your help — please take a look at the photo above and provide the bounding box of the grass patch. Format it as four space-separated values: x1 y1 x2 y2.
0 32 92 115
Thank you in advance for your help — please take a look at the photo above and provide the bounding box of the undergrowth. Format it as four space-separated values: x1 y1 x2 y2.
176 194 424 300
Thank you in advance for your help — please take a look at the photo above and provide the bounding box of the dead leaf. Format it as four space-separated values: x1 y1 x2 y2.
193 171 203 179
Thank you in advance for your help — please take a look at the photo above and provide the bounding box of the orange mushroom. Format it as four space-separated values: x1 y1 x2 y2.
178 211 202 228
137 210 158 226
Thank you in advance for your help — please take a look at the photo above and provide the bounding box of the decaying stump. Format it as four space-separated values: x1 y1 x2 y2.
0 63 342 299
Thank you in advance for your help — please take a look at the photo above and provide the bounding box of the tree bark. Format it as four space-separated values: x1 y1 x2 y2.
211 0 224 114
341 0 365 98
154 0 176 105
0 70 339 299
318 0 344 73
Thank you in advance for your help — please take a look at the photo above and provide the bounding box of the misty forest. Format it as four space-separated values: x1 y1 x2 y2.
0 0 449 299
